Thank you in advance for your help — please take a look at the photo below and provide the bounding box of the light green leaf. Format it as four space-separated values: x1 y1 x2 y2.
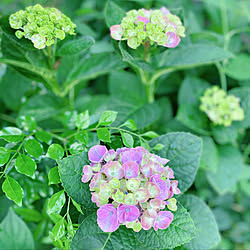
48 166 61 185
63 110 78 129
75 131 88 144
0 127 24 143
0 209 35 249
0 147 11 166
149 132 202 193
56 36 95 56
97 128 111 143
17 116 37 132
24 139 43 158
120 119 137 131
98 110 118 126
200 136 218 172
47 144 64 161
225 54 250 81
206 145 244 194
135 203 196 249
14 208 43 222
141 131 159 138
76 111 90 129
120 131 134 147
105 0 126 27
15 154 37 177
179 194 221 250
47 190 66 214
2 175 24 206
158 44 233 69
71 213 147 249
153 143 165 151
52 218 66 241
58 152 95 208
35 130 52 144
72 199 84 215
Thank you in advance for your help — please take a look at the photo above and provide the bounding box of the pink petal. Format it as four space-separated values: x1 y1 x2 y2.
164 32 181 48
151 162 165 175
148 198 166 210
165 167 175 179
97 204 119 232
150 174 170 200
117 204 140 223
103 161 124 179
141 164 153 177
146 182 161 198
89 173 104 191
88 145 107 163
154 211 173 231
136 15 149 25
81 165 93 183
104 149 117 162
160 7 171 15
171 180 181 194
123 161 139 179
150 153 170 165
134 188 150 202
110 25 123 40
121 149 143 165
141 209 157 230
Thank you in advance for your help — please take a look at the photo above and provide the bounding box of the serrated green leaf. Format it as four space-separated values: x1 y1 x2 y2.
179 195 221 250
47 144 64 160
135 203 196 249
24 139 43 158
104 0 126 27
49 166 61 185
225 54 250 81
120 119 137 131
48 190 66 214
56 36 95 56
0 127 24 143
35 130 52 144
149 132 202 193
71 213 147 249
58 152 95 208
0 147 11 166
15 154 37 177
120 131 134 147
0 209 35 249
2 175 24 206
98 110 118 126
97 128 111 142
206 145 244 194
76 111 90 130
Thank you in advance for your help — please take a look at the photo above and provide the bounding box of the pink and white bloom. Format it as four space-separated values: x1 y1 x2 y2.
118 204 140 223
150 174 170 200
146 182 161 198
141 209 157 230
110 25 123 40
123 161 139 178
81 165 93 183
103 161 124 179
97 204 119 232
88 145 107 163
154 211 173 231
164 32 181 48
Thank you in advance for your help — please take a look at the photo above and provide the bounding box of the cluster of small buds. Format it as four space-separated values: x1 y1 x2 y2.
9 4 76 49
82 145 181 233
200 86 244 127
110 7 185 49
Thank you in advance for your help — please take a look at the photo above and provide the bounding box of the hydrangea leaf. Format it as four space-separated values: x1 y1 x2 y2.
149 132 202 193
24 139 43 158
71 213 147 249
0 209 35 249
15 154 37 177
179 194 221 250
134 202 196 249
206 145 244 194
58 152 95 208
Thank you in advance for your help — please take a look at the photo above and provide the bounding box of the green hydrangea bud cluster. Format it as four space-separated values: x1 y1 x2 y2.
9 4 76 49
200 86 244 126
110 7 185 49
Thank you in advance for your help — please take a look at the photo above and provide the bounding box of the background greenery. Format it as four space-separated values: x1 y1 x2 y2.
0 0 249 249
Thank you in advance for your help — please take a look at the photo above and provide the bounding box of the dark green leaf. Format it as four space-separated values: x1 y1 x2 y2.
58 152 95 208
97 128 111 143
105 0 126 27
15 154 37 177
0 209 35 249
47 190 66 214
56 36 95 56
149 132 202 193
135 203 196 249
49 166 61 185
2 175 23 206
179 195 220 249
47 144 64 160
24 139 43 158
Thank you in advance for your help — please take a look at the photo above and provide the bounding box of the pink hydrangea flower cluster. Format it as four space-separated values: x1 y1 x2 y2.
110 7 185 49
82 145 181 233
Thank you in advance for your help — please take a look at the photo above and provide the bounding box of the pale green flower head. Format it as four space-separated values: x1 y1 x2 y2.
200 86 244 127
110 7 185 49
9 4 76 49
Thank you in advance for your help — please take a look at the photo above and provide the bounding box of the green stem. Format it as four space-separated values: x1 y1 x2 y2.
216 62 227 91
221 0 229 37
47 46 54 70
145 84 154 103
